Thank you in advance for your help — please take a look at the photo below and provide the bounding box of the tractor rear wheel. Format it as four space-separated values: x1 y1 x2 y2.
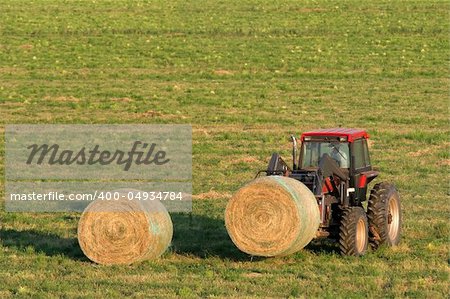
367 182 402 249
339 207 368 256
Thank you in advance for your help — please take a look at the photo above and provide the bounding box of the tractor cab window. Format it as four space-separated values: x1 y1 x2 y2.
353 138 371 169
301 141 350 169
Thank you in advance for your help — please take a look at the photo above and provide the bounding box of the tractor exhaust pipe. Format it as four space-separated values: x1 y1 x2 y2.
290 135 298 170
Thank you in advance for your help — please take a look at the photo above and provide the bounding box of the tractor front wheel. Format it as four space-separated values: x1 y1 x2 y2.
339 207 369 256
367 182 402 249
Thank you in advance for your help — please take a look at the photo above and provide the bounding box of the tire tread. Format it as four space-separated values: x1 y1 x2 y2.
367 182 401 249
339 207 368 256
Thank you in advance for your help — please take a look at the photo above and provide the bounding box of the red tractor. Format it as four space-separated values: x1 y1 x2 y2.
265 128 402 256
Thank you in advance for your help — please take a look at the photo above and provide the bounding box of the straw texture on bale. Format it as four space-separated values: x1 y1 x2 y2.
225 176 320 257
78 196 172 265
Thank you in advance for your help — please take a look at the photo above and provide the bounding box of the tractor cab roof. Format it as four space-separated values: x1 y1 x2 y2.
301 128 369 143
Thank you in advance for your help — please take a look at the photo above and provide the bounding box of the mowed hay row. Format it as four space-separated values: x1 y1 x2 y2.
78 195 173 265
225 176 320 257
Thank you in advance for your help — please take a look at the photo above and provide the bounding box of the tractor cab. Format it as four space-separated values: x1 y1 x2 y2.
294 128 378 204
265 128 378 205
300 128 370 173
294 128 379 205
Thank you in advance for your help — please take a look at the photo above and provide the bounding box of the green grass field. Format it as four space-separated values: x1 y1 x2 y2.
0 0 448 297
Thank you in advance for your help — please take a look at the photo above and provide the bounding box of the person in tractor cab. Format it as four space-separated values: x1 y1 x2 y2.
330 142 349 168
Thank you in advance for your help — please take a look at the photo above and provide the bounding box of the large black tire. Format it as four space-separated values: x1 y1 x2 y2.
367 182 402 250
339 207 369 256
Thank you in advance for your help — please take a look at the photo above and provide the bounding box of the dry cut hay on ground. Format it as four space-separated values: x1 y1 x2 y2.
225 176 320 257
78 193 173 265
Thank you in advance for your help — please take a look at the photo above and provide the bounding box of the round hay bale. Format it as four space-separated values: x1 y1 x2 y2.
78 194 172 265
225 176 320 257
